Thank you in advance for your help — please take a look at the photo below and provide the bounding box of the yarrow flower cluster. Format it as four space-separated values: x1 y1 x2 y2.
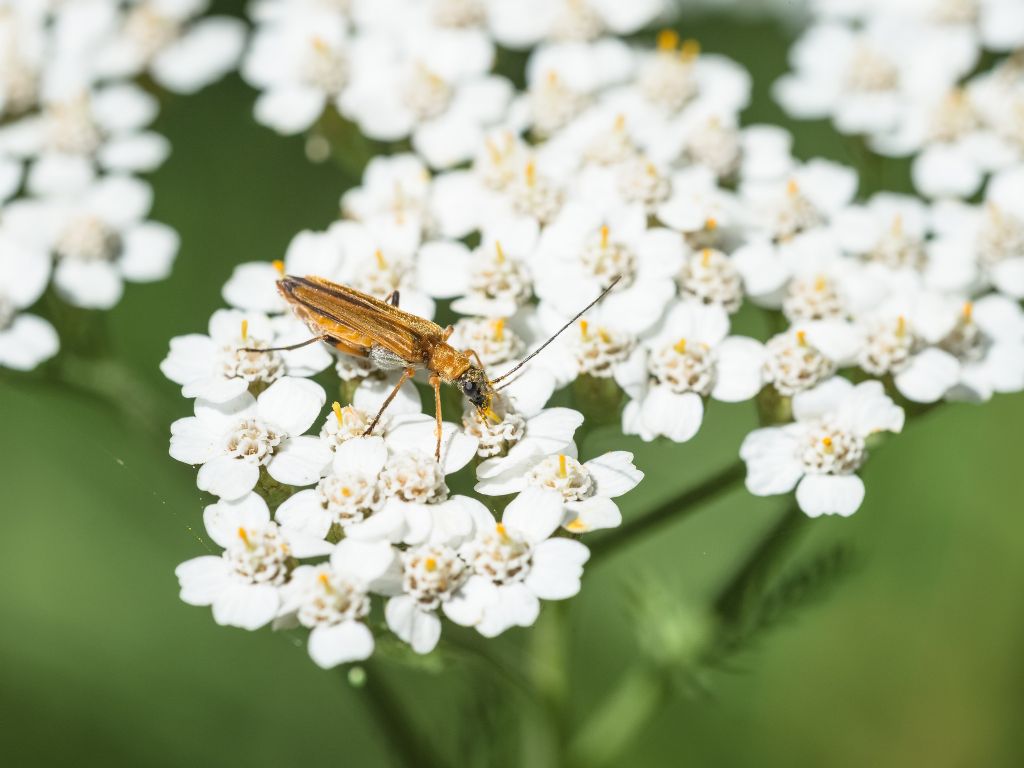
775 0 1024 198
0 0 244 371
165 0 1024 669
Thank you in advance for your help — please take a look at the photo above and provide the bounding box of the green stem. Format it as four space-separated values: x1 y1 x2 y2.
567 664 669 768
589 461 746 561
713 505 806 625
359 662 449 768
523 601 570 768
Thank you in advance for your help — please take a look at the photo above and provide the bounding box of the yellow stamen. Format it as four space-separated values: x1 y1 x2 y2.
613 113 626 131
558 454 568 479
701 248 712 268
813 275 827 292
567 517 587 533
424 557 437 572
822 436 834 452
494 240 505 263
598 328 611 343
579 319 589 339
237 527 251 547
796 330 807 347
492 317 505 341
332 401 344 426
645 162 657 177
657 29 679 51
896 315 907 337
311 36 329 53
524 161 536 188
545 70 559 87
495 522 508 538
374 249 387 269
341 486 352 498
962 301 973 322
891 214 903 234
483 406 501 424
680 38 701 61
705 217 718 231
600 225 610 249
485 137 501 164
674 337 688 354
240 320 248 341
317 572 331 588
272 259 285 275
787 178 800 196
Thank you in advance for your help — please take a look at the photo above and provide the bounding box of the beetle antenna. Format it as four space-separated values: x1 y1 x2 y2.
490 275 621 385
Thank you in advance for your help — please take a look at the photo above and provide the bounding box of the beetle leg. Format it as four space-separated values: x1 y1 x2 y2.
365 367 414 435
441 324 454 342
464 348 484 369
429 373 443 462
384 290 400 307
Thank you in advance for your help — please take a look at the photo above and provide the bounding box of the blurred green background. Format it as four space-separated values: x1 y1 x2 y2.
3 6 1024 767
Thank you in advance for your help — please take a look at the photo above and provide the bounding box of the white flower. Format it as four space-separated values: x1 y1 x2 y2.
279 539 395 668
455 487 590 637
161 309 333 403
942 294 1024 402
486 0 667 49
10 175 178 310
616 301 766 442
175 493 333 630
740 377 904 517
0 228 59 371
341 153 432 234
170 377 331 500
468 399 582 466
476 444 641 534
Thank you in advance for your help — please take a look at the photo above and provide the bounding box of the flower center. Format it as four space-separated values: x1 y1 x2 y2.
639 33 700 113
462 395 527 458
431 0 485 28
679 247 743 313
45 95 103 155
525 453 594 502
467 241 533 308
771 180 824 241
858 315 915 376
400 544 468 610
402 64 451 121
0 47 38 117
940 304 986 362
55 215 122 263
224 418 282 464
977 204 1024 269
649 338 716 396
476 132 525 190
124 4 181 63
298 568 371 628
802 420 866 475
684 116 741 178
226 524 293 584
320 403 383 448
529 70 589 138
379 450 449 504
570 320 635 378
464 523 533 585
930 88 978 142
616 158 671 213
219 328 284 387
579 226 637 285
844 42 898 92
550 0 604 42
302 36 348 95
782 275 845 323
584 114 637 166
350 249 406 297
764 330 836 396
451 317 525 366
510 161 564 224
317 471 385 527
932 0 978 24
867 216 927 269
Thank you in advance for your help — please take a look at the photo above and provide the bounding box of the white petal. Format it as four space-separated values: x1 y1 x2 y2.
268 436 332 487
197 455 260 500
275 489 332 540
525 538 589 599
212 582 279 630
331 538 396 582
175 556 230 606
791 377 855 422
331 435 388 476
712 337 766 402
385 595 441 654
119 222 179 282
502 486 564 544
795 474 865 518
53 259 123 310
0 314 59 371
583 451 643 498
739 428 803 496
203 492 271 547
308 621 375 668
564 496 621 533
894 349 960 404
640 387 704 443
152 17 246 94
254 87 327 135
257 377 326 435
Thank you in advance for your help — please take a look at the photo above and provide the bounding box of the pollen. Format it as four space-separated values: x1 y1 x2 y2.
494 240 505 263
896 315 907 336
567 517 587 532
485 137 501 164
317 572 333 591
524 160 536 188
822 435 834 452
701 248 712 267
272 259 285 275
813 275 827 292
681 38 701 61
613 113 626 131
374 248 387 269
598 327 611 343
424 557 437 572
600 224 610 249
546 69 559 87
705 217 718 231
332 401 344 425
786 178 800 196
657 29 679 51
962 301 973 321
240 320 248 341
579 319 589 338
495 522 508 538
796 329 807 347
491 317 505 340
237 527 251 547
558 454 568 479
311 35 329 53
674 337 688 354
341 486 352 497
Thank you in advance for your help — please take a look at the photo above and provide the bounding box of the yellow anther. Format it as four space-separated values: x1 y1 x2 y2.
483 406 501 424
896 315 907 336
272 259 285 275
598 328 611 343
796 330 807 347
786 178 800 196
822 436 834 452
332 401 344 425
674 337 688 354
962 301 973 322
579 319 589 338
240 320 248 341
567 517 587 533
237 527 251 547
705 217 718 231
613 113 626 131
524 160 536 187
491 317 505 341
680 38 701 61
657 29 679 51
546 70 559 86
340 486 352 498
813 275 827 292
311 36 329 52
558 454 568 479
891 214 903 234
600 225 610 249
495 522 508 538
701 248 712 267
495 240 505 263
374 249 387 269
424 557 437 572
485 137 501 164
645 162 657 177
317 572 331 587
